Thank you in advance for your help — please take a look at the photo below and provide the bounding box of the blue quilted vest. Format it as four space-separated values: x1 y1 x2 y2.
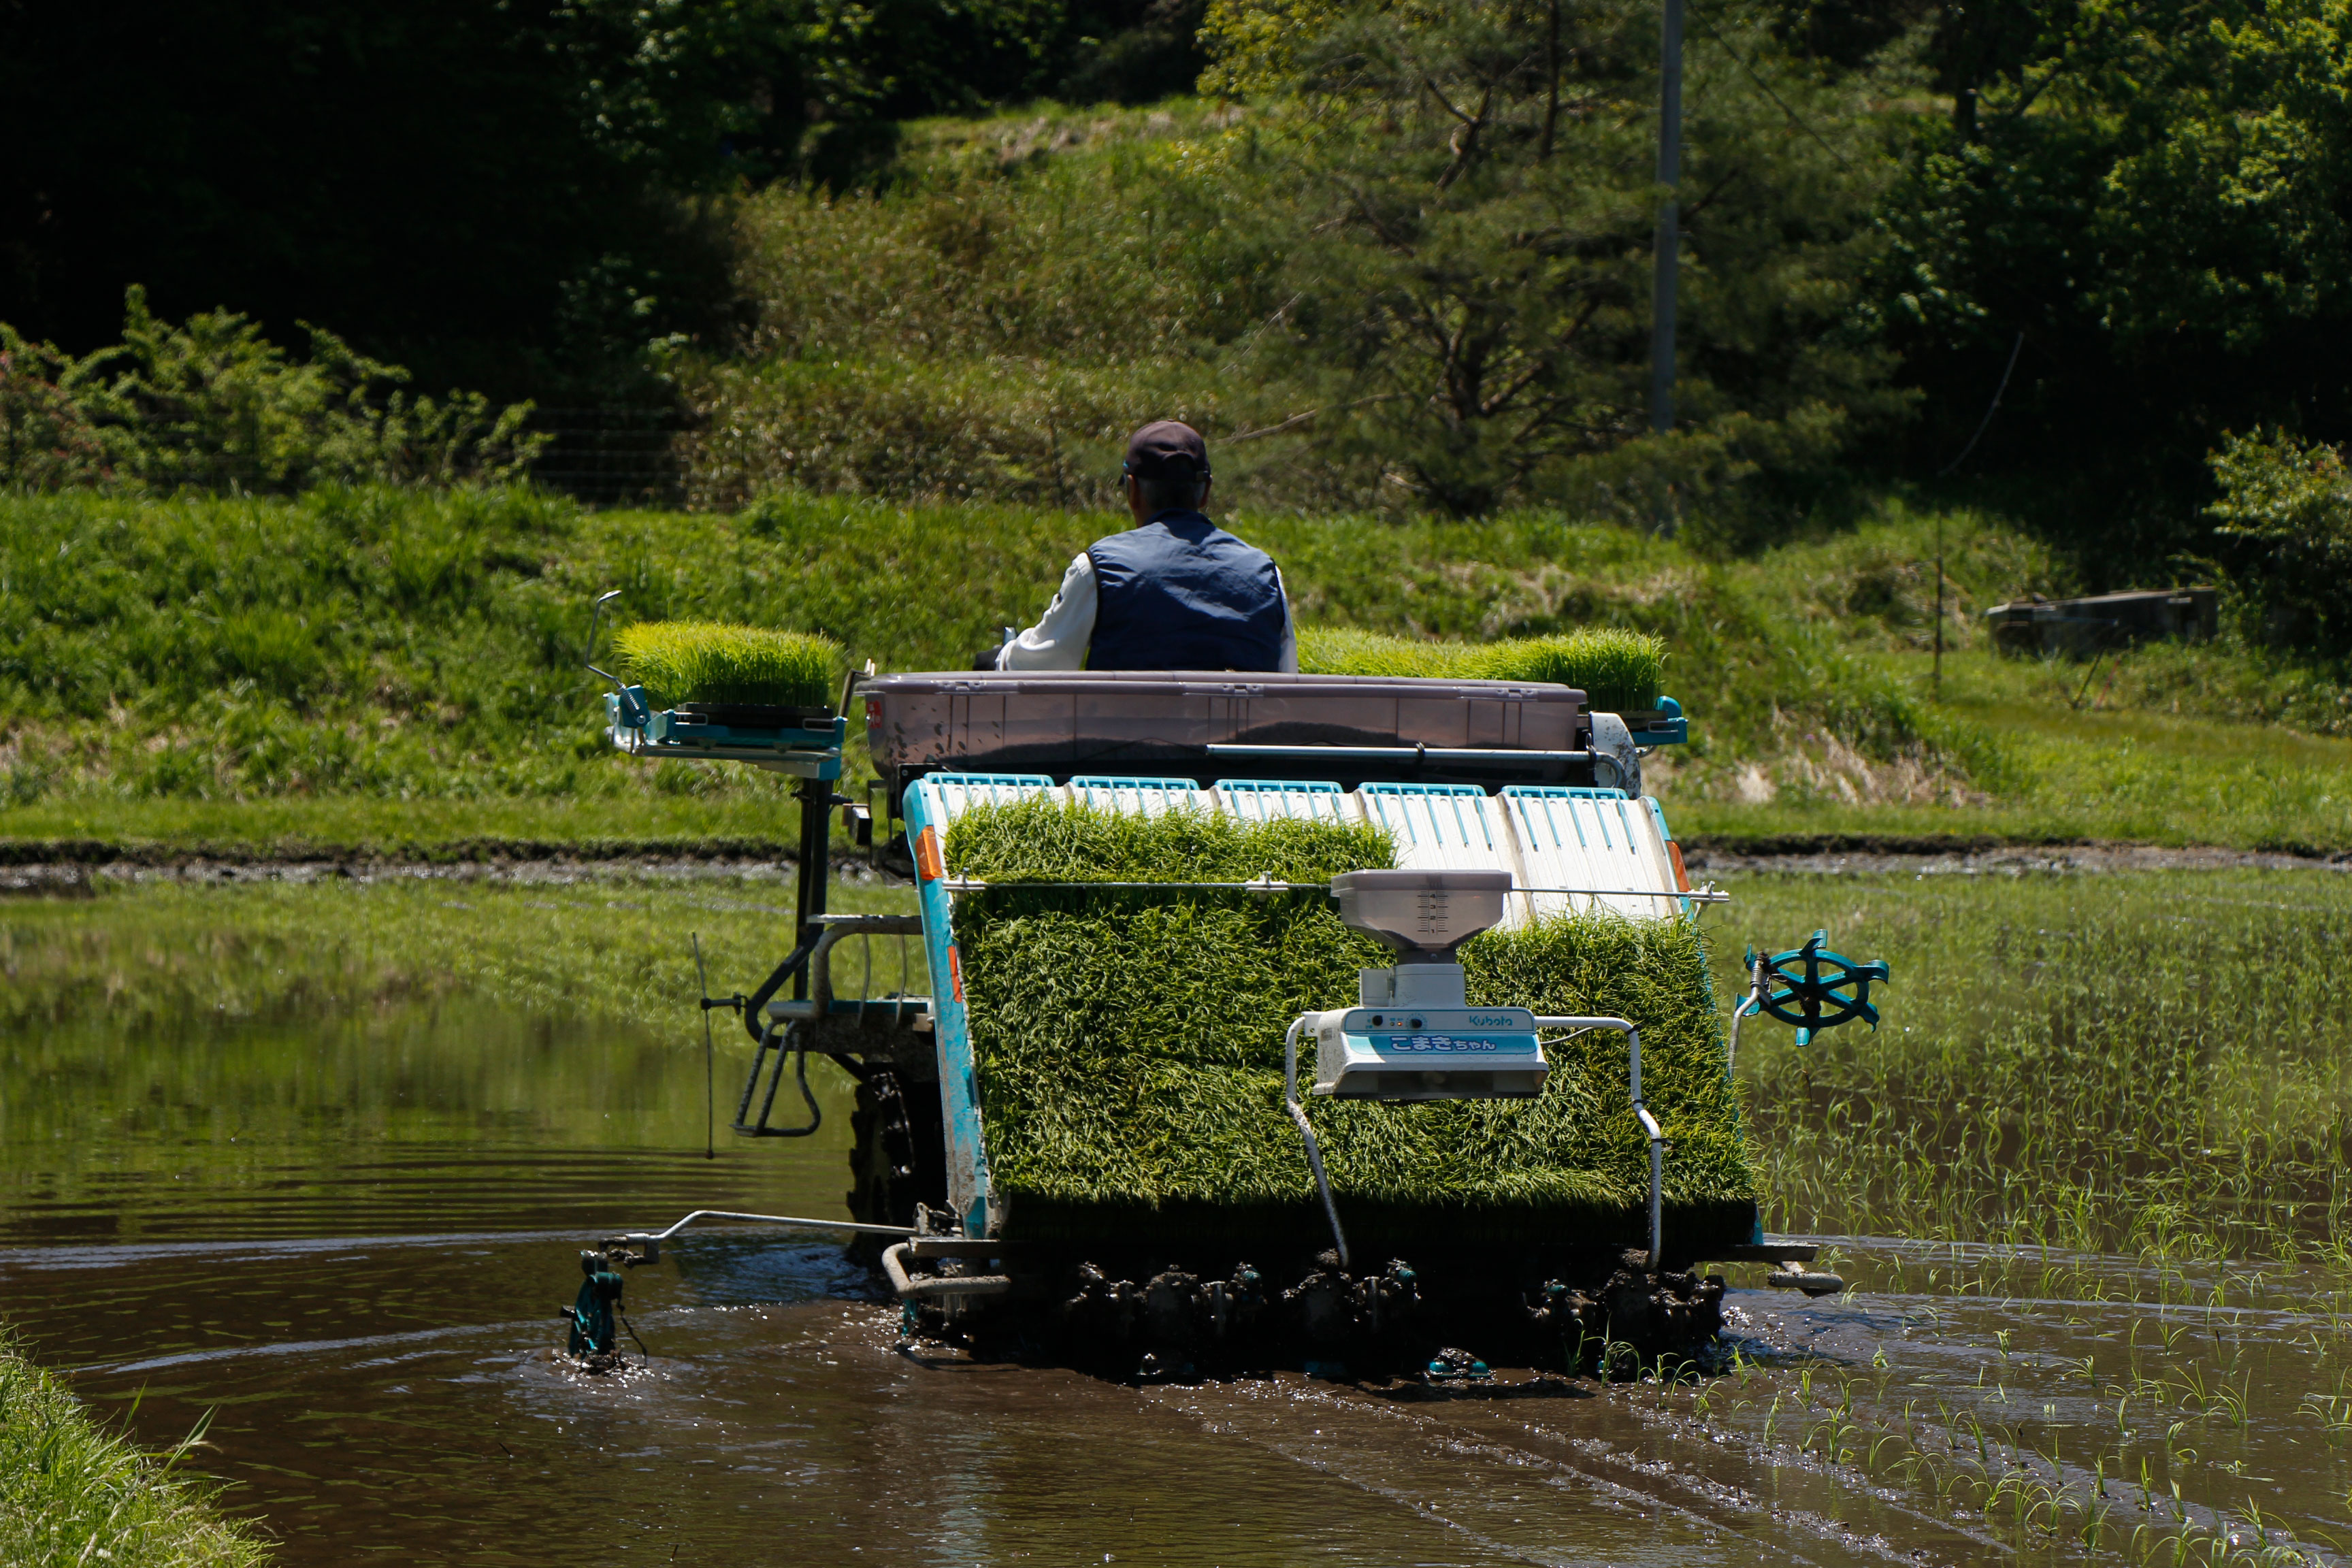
1086 512 1286 672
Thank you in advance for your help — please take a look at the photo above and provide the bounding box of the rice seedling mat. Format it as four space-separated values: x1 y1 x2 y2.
602 621 848 776
902 774 1757 1258
1296 627 1668 715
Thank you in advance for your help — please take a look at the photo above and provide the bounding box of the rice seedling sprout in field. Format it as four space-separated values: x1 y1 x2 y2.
1720 869 2352 1264
614 621 844 710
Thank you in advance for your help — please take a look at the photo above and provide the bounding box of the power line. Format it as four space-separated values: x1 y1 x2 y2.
1937 330 2026 478
1683 1 1852 171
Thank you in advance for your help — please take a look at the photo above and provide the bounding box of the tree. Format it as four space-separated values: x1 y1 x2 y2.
2206 428 2352 653
1870 0 2352 582
1202 0 1912 526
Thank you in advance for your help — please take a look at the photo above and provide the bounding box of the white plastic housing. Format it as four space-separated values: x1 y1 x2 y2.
1307 1004 1548 1100
1329 869 1513 958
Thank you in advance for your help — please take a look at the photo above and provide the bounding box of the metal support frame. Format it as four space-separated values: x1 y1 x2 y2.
939 876 1724 904
1282 1011 1663 1275
798 915 928 1020
734 1017 824 1137
1533 1015 1661 1271
882 1241 1015 1301
793 776 830 1000
1727 953 1767 1079
1207 744 1597 766
1282 1017 1351 1270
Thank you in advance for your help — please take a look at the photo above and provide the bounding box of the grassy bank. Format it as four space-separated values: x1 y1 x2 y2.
2 485 2348 855
0 1330 267 1567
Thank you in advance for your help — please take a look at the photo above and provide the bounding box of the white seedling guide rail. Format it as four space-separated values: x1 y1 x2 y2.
917 773 1692 924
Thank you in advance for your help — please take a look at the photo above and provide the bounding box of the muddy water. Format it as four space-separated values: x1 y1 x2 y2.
6 1001 2352 1562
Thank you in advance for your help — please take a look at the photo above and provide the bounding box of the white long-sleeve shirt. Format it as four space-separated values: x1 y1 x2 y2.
996 549 1298 672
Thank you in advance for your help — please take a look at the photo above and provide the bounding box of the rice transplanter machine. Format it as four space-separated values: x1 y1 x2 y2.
568 635 1887 1376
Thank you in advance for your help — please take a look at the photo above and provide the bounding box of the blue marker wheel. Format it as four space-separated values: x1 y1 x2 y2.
1742 930 1890 1046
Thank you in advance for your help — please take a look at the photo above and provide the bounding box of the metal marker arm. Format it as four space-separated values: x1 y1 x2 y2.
1533 1015 1661 1271
1726 955 1767 1080
583 589 653 730
604 1208 919 1265
1207 743 1598 764
1283 1015 1351 1271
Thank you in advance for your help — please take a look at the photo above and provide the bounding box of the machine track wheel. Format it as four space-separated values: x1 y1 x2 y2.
846 1068 947 1259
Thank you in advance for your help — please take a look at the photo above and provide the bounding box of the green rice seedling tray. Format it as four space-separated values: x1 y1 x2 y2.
602 621 849 777
907 785 1755 1260
1298 628 1684 742
615 621 843 710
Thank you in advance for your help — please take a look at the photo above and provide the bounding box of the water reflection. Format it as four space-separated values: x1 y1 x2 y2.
0 997 851 1245
9 1228 1928 1566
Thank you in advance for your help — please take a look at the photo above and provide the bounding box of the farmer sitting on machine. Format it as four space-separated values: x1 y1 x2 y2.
986 420 1297 672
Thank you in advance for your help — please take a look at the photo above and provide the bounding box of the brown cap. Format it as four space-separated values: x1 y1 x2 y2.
1122 420 1210 481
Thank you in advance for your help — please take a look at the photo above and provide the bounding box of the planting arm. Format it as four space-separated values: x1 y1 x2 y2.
1533 1017 1661 1271
1283 1017 1352 1270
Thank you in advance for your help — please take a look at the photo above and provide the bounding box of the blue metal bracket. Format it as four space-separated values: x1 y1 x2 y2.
606 696 845 779
1627 696 1688 747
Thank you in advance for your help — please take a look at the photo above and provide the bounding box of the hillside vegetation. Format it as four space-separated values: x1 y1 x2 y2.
2 484 2346 854
20 1 2352 619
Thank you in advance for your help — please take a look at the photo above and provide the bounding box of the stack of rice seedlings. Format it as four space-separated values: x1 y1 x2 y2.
946 795 1754 1253
1296 627 1667 714
615 621 844 710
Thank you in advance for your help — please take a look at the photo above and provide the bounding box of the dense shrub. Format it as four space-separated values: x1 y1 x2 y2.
679 12 1914 523
0 291 542 495
2206 428 2352 655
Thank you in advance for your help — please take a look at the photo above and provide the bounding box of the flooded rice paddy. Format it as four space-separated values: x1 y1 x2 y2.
4 869 2352 1565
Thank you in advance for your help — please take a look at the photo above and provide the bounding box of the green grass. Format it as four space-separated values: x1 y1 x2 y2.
943 796 1753 1250
0 795 805 858
1716 868 2352 1261
614 621 842 710
0 1329 267 1567
1296 627 1667 711
1 485 2347 856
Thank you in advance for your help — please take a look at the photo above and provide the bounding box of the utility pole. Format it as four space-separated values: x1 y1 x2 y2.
1649 0 1683 436
1933 511 1945 698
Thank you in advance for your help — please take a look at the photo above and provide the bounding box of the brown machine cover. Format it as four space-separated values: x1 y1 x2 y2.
864 670 1591 795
